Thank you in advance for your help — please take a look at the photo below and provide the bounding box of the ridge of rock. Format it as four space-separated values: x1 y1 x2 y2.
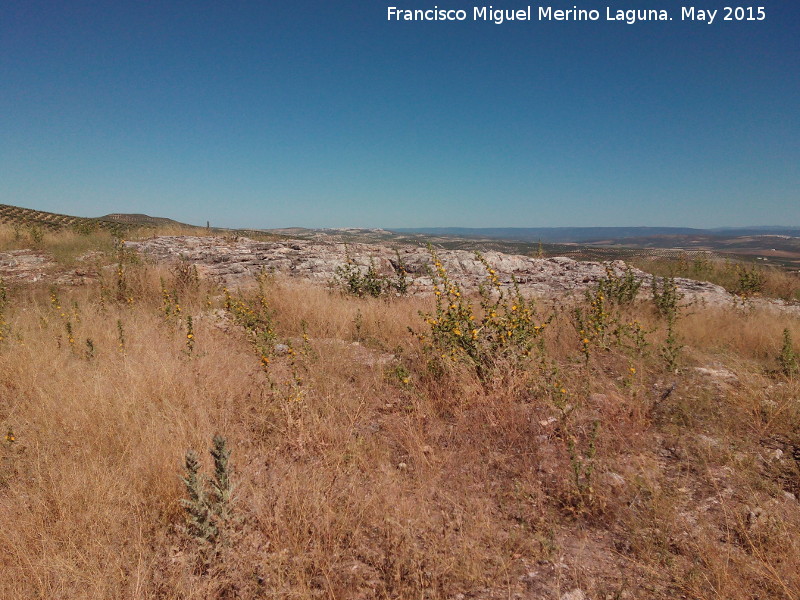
125 235 733 304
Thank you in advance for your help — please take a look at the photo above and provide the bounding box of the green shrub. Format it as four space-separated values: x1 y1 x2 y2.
735 265 765 298
599 266 642 306
778 328 798 377
414 247 550 382
651 275 682 370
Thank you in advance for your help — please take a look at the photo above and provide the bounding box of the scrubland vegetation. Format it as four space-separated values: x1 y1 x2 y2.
1 228 799 599
631 253 800 302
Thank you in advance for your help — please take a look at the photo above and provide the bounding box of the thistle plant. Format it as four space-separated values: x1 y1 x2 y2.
209 434 233 521
181 436 235 563
182 450 218 549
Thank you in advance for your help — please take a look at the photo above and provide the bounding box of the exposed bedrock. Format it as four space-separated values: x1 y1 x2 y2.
125 235 735 305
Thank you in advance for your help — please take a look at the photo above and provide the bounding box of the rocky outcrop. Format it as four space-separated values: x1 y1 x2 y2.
125 235 734 304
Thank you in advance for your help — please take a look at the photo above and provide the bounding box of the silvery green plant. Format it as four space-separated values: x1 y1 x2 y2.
181 435 234 561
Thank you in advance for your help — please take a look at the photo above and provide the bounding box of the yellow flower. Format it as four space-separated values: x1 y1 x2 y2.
629 367 636 374
560 388 566 394
187 334 193 339
453 328 461 336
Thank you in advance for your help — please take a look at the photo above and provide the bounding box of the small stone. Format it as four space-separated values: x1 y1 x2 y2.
605 472 626 488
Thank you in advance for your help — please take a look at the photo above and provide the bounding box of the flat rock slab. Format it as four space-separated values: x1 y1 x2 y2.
0 250 97 285
125 235 734 305
0 250 54 283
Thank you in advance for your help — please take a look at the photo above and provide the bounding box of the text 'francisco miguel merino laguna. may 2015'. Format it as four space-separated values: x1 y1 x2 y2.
387 5 765 25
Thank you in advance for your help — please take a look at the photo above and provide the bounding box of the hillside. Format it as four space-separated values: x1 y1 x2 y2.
0 214 799 599
0 203 200 233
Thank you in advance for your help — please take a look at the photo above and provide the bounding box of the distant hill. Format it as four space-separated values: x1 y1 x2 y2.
0 204 200 232
0 204 98 230
99 213 190 227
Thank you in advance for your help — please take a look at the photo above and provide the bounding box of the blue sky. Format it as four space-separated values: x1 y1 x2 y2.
1 1 798 228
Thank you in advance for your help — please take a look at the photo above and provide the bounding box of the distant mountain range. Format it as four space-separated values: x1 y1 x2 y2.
1 203 798 268
390 227 800 243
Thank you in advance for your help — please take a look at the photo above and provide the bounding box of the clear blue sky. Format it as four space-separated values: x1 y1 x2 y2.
2 1 798 228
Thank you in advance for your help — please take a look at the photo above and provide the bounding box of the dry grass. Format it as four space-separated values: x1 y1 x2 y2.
632 255 800 302
0 242 799 599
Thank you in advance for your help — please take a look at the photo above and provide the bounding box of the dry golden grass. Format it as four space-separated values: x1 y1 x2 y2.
632 255 800 302
0 225 117 262
0 245 799 599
